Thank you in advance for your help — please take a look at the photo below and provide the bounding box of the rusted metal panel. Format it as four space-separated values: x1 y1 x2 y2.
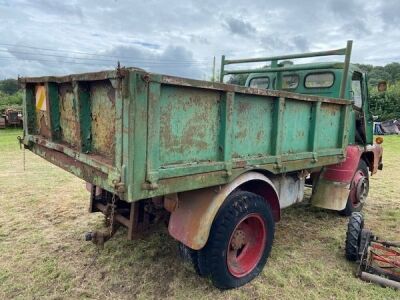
22 67 351 203
322 145 362 183
90 80 116 160
159 86 221 165
59 83 80 148
232 94 274 158
365 144 383 174
168 172 279 250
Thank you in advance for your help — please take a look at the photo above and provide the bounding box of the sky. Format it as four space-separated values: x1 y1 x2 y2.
1 0 400 80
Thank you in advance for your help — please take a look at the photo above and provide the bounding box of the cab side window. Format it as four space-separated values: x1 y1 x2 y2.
352 73 363 108
249 77 269 89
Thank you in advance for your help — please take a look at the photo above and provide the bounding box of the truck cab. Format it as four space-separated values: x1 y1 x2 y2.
220 40 383 216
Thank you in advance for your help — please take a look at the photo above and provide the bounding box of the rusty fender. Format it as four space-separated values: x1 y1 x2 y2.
311 145 362 210
364 144 383 174
168 172 280 250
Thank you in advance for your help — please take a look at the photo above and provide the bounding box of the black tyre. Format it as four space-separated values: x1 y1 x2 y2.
358 228 372 258
198 191 275 289
340 160 369 216
178 242 206 276
345 212 364 261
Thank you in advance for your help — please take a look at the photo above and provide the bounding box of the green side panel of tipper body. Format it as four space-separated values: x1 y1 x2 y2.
317 103 342 149
159 86 221 165
281 100 311 154
232 94 274 158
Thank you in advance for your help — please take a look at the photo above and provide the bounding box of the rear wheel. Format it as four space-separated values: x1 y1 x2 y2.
178 242 202 275
340 160 369 216
198 191 275 289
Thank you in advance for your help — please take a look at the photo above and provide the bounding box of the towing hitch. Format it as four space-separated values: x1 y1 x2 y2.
85 230 116 248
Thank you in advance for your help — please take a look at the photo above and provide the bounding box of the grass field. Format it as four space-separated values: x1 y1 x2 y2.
0 128 399 299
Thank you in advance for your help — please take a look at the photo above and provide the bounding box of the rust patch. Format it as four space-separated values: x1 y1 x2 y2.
33 144 108 185
322 103 340 116
59 83 80 149
90 80 116 160
159 86 220 164
38 113 51 138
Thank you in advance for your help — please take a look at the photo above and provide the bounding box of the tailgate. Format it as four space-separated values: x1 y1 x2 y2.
21 70 126 196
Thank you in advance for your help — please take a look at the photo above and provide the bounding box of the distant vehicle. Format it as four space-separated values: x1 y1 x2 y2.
20 41 383 289
0 108 23 128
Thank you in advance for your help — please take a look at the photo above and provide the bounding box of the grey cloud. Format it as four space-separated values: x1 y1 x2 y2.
340 19 370 36
292 36 309 52
0 0 399 79
21 0 83 18
329 0 366 19
131 41 160 50
225 17 256 36
190 35 210 45
379 0 400 26
103 44 203 78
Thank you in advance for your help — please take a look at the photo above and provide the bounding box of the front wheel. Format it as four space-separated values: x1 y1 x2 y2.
340 160 369 216
198 191 275 289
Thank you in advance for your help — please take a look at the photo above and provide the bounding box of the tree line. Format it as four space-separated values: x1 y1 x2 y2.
0 79 22 113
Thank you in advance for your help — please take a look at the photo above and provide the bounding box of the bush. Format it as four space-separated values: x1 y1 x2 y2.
0 90 23 113
0 79 19 95
369 81 400 121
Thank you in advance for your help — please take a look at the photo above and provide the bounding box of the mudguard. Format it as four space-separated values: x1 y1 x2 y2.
168 172 279 250
311 145 363 210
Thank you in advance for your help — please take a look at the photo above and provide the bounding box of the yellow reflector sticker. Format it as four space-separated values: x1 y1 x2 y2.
35 85 47 111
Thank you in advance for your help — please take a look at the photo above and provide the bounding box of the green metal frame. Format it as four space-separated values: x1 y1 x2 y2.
220 41 353 98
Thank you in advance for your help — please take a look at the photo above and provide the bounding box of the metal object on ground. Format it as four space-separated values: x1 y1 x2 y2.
360 272 400 290
345 213 400 290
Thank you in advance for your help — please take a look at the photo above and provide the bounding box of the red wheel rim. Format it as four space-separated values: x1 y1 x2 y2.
227 213 267 278
349 170 368 208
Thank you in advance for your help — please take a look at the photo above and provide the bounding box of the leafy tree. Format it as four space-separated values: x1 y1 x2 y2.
354 63 374 73
0 90 23 113
369 81 400 121
368 67 391 86
383 62 400 83
0 79 19 95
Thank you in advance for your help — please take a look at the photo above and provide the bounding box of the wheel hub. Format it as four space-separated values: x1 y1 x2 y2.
231 229 246 250
227 214 267 278
350 170 369 207
356 177 369 203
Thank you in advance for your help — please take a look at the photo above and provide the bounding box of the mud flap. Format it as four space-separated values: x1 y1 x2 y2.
311 179 350 210
311 145 362 211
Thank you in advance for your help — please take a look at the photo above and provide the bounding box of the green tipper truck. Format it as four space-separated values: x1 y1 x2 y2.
20 41 383 289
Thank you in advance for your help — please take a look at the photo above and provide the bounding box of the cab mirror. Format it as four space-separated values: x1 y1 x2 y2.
377 80 387 92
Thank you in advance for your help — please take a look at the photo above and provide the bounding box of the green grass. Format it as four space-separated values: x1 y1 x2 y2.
0 128 399 299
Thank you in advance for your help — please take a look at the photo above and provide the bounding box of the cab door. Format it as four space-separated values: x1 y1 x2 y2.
351 71 373 145
363 74 374 144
